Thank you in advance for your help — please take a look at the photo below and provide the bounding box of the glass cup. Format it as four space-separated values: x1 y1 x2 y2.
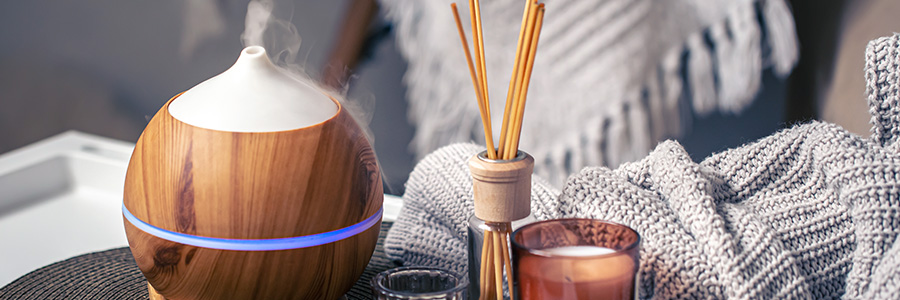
371 266 468 299
511 219 640 300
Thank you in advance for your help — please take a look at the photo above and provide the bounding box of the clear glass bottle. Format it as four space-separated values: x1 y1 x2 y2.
467 214 536 299
467 150 535 299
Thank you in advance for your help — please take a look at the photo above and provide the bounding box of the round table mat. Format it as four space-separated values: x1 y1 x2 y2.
0 222 398 299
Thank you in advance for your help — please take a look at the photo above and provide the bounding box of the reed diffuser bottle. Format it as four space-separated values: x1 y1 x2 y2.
467 150 535 300
450 0 546 298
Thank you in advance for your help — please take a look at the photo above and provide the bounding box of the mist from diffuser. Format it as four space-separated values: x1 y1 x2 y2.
229 0 378 145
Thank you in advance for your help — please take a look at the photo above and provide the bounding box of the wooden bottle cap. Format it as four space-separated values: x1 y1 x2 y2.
468 151 533 222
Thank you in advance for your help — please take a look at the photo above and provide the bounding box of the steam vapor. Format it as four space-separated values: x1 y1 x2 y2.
240 0 378 151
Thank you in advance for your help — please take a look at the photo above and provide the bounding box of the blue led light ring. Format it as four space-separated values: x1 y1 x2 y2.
122 203 383 251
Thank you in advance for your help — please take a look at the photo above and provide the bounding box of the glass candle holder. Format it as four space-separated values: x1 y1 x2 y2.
371 266 468 300
511 219 640 300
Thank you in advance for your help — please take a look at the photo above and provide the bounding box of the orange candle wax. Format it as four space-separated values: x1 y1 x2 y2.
512 219 640 300
517 246 636 299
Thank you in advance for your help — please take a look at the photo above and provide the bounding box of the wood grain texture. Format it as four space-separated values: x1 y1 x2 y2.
124 94 383 299
126 217 380 300
468 152 533 222
148 283 166 300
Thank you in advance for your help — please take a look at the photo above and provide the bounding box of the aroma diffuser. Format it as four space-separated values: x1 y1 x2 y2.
122 46 383 300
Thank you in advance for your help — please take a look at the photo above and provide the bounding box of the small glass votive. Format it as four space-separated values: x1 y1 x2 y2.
371 266 468 300
511 219 640 300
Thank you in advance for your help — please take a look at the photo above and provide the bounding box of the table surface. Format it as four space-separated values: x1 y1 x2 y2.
0 222 399 299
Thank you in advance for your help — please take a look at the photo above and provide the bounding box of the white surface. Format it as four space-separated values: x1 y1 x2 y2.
383 194 403 224
0 131 403 287
537 246 616 257
0 131 133 287
168 46 338 132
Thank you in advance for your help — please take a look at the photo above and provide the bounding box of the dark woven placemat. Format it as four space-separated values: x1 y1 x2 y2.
0 222 398 300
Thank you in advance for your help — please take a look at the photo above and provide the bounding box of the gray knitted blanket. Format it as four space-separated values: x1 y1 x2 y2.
385 34 900 299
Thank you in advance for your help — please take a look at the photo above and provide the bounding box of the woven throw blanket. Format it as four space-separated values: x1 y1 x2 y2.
378 0 798 186
385 34 900 299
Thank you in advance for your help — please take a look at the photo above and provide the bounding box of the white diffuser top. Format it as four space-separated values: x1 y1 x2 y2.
168 46 337 132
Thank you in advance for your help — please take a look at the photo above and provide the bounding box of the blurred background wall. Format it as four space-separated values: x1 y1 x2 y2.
0 1 893 194
0 1 416 193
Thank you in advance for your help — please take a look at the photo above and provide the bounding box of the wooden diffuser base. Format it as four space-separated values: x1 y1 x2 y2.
127 219 380 299
124 94 383 300
148 283 165 300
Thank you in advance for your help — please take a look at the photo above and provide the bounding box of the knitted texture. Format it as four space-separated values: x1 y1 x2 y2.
867 33 900 149
384 34 900 299
378 0 798 186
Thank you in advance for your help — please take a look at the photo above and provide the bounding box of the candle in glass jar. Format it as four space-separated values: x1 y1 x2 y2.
512 219 640 300
518 246 636 300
